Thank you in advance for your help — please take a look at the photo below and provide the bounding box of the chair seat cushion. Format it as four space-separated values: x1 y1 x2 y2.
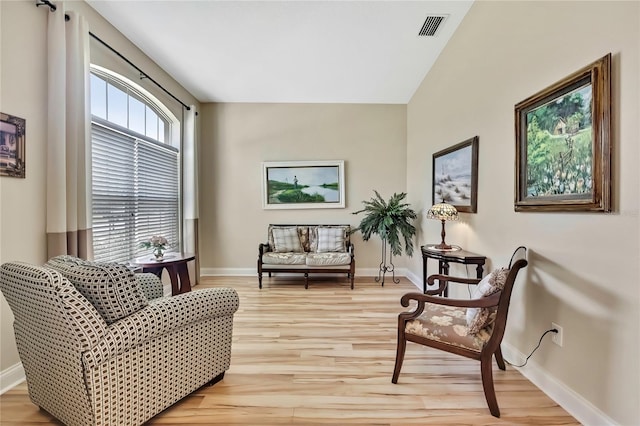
305 252 351 266
405 302 493 352
262 252 307 265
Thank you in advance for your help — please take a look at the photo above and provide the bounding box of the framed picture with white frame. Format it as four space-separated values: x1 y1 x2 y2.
262 160 345 209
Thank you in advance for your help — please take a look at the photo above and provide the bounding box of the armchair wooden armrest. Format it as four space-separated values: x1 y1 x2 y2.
425 274 481 295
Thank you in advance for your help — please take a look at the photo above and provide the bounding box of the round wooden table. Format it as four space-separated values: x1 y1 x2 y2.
131 252 196 296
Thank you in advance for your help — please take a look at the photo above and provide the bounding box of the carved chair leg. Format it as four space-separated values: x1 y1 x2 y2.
392 329 407 384
258 273 263 289
480 356 500 417
494 346 506 370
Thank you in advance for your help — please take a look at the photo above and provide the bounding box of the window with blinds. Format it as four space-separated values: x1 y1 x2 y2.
92 122 179 263
90 68 179 263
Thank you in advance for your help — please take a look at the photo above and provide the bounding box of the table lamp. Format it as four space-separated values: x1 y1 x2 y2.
427 202 459 250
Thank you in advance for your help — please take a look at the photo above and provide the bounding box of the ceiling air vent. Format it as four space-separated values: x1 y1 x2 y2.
418 15 447 37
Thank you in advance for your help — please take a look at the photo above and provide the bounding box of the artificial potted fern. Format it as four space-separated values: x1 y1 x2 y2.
352 191 417 257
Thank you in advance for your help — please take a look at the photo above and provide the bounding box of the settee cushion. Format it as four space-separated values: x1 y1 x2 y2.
268 225 310 252
47 255 148 324
466 268 509 334
310 226 348 252
272 227 304 252
315 227 347 253
267 225 310 251
306 252 351 266
262 252 308 265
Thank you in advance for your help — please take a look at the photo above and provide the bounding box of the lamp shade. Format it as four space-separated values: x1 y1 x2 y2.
427 202 459 221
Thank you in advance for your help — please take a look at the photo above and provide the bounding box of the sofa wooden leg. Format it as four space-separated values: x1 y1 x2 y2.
207 371 225 386
304 272 309 289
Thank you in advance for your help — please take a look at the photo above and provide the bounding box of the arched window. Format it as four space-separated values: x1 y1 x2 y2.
90 66 180 263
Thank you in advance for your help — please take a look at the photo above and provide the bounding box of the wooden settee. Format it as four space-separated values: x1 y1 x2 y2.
257 224 355 289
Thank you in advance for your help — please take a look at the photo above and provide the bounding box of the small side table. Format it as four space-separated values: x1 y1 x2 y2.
421 245 486 296
131 253 196 296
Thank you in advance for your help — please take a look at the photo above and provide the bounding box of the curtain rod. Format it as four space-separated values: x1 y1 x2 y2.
88 32 193 112
36 0 194 112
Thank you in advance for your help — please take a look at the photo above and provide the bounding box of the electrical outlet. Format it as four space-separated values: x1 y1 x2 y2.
551 322 563 347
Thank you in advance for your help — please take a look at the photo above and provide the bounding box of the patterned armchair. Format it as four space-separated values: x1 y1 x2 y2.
0 260 239 426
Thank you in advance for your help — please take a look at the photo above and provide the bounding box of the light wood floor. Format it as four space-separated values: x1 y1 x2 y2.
0 276 578 425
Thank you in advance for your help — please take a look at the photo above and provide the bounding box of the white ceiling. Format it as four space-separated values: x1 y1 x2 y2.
86 1 473 104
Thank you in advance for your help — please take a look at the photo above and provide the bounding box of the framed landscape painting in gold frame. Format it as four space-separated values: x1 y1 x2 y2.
515 53 611 212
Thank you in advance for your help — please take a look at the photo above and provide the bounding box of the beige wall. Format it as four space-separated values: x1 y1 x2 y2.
0 0 200 374
2 0 638 422
406 1 639 423
199 103 407 273
0 1 49 372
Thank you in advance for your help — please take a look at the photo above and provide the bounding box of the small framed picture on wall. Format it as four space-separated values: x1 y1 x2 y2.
432 136 479 213
0 112 26 178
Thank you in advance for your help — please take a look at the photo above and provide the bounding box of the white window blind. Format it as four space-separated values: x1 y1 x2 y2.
92 122 179 263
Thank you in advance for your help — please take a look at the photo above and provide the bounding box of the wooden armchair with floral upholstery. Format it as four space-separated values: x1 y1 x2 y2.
391 246 528 418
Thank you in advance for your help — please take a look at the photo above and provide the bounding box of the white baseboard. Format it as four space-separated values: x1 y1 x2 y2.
201 267 408 278
501 342 616 426
201 267 255 276
355 267 408 278
405 269 422 289
0 362 25 394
